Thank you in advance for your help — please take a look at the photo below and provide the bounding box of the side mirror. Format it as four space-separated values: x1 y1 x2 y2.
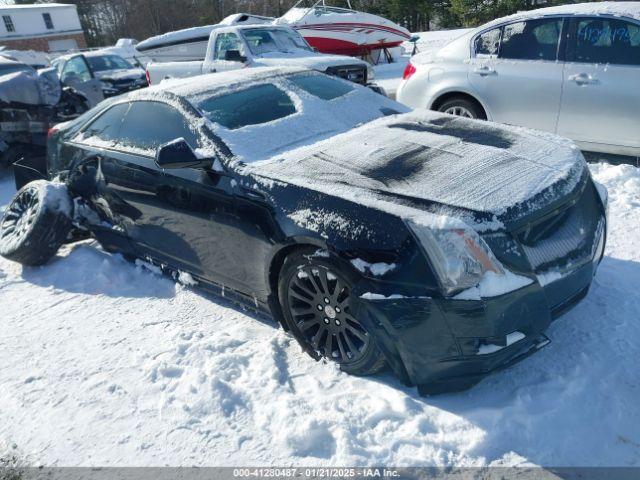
155 138 212 170
224 50 246 62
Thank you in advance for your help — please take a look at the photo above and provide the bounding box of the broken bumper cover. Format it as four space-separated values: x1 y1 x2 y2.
353 258 600 395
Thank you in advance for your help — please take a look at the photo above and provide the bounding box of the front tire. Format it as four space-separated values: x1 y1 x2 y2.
437 96 486 120
0 180 72 266
278 248 385 376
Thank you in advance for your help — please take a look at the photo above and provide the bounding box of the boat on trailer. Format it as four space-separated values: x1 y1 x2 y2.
135 13 272 62
276 0 410 58
135 1 410 63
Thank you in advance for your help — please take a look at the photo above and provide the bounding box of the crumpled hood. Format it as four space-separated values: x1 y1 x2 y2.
249 111 586 225
96 68 145 82
252 53 367 72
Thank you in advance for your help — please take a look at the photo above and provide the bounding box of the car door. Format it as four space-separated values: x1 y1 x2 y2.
468 17 564 131
59 55 104 107
556 16 640 155
206 31 247 74
72 100 252 292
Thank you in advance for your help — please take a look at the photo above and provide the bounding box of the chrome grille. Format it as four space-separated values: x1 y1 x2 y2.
518 184 603 271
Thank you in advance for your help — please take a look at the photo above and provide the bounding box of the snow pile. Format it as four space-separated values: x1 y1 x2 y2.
1 162 639 467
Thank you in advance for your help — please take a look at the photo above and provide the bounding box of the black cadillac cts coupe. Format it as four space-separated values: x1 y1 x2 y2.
1 67 608 394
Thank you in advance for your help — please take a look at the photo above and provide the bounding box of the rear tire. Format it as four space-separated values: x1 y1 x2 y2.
278 248 386 376
0 180 73 266
437 96 486 120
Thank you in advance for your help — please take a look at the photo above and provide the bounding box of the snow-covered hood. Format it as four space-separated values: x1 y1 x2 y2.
251 53 367 72
249 111 586 224
95 68 145 82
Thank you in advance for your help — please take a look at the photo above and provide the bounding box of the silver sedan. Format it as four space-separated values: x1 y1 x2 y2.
396 2 640 157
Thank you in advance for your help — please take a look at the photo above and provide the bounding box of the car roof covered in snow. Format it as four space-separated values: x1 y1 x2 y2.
480 1 640 29
82 50 128 58
133 66 310 99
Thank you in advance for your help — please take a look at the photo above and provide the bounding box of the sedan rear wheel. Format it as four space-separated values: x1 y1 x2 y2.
279 249 385 376
437 96 486 120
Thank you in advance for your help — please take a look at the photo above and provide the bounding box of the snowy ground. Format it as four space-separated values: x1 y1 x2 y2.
1 159 639 467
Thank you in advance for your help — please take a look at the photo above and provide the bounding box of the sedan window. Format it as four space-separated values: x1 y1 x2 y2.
198 83 296 130
289 74 353 100
570 17 640 66
86 55 133 72
117 101 200 153
78 103 130 142
500 18 562 61
214 33 243 60
474 28 501 56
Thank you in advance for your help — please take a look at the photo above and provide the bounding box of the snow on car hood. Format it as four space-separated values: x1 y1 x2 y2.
247 111 586 225
95 68 145 81
252 52 367 71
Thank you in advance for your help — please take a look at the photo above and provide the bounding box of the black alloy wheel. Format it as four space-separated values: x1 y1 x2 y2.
279 249 385 375
0 181 72 266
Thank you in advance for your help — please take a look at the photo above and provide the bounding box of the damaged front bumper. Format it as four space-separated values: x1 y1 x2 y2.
352 257 601 395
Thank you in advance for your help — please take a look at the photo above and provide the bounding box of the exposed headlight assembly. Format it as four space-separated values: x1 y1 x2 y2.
366 64 375 81
406 220 504 295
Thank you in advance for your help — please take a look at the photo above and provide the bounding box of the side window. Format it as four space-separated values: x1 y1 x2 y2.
474 28 501 57
117 101 200 154
61 56 92 83
198 84 296 130
214 33 242 60
570 17 640 66
500 18 562 61
77 103 130 143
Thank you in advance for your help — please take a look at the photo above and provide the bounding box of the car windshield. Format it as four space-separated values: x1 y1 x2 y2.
241 28 312 55
86 55 133 72
191 73 408 163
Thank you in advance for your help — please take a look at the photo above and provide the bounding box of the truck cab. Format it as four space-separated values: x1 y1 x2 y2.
146 25 381 93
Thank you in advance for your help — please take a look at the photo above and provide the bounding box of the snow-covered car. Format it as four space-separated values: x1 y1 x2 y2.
0 60 92 174
0 56 37 77
53 52 147 99
143 23 381 94
396 2 640 157
0 67 608 394
82 51 148 96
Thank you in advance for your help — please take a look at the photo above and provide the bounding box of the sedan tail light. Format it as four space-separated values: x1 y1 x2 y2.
145 69 151 85
403 62 417 81
47 127 58 139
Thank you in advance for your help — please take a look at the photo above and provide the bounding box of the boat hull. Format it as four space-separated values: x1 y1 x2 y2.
296 26 407 55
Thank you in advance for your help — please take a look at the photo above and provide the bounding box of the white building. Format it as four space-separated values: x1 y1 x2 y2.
0 3 86 53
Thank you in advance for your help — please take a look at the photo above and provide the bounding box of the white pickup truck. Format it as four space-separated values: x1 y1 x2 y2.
145 24 383 93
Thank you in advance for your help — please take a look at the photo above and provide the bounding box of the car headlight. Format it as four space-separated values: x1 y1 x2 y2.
100 80 113 88
406 220 504 295
366 65 375 82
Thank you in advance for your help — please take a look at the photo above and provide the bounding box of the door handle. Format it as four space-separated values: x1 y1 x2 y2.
568 73 598 85
473 66 497 76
